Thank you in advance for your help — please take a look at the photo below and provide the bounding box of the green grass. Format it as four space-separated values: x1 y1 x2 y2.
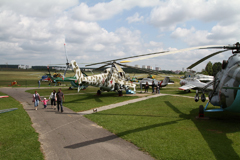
0 70 73 87
26 88 141 112
85 96 240 160
0 91 44 160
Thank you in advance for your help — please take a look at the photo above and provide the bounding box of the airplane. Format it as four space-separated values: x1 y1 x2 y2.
179 72 213 92
139 77 170 92
179 77 213 93
119 42 240 114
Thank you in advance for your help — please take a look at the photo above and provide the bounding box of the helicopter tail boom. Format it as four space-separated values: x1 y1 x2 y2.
71 60 83 85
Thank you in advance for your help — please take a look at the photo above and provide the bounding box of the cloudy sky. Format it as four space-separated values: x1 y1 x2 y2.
0 0 240 71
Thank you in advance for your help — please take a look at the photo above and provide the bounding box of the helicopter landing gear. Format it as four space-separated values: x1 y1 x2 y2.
196 105 209 119
199 105 204 117
118 90 123 97
97 90 101 96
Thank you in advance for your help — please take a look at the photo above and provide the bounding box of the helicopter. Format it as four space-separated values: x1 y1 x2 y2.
71 60 136 95
119 42 240 114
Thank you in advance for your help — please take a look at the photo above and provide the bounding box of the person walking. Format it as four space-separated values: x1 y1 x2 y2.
156 82 160 94
41 98 49 109
145 82 149 93
56 88 64 113
49 90 57 109
32 90 41 110
152 80 155 93
38 80 41 88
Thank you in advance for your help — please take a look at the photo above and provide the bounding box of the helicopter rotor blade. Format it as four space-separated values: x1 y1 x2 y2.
119 45 225 63
187 50 228 69
94 64 110 71
85 51 169 67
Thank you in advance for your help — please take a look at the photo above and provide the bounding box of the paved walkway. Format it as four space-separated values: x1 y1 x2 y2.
0 87 154 160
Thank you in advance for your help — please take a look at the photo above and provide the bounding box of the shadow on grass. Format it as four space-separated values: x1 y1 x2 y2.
64 93 104 104
165 101 240 160
64 119 183 149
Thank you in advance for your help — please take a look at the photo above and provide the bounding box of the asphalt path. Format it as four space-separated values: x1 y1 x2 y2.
0 87 154 160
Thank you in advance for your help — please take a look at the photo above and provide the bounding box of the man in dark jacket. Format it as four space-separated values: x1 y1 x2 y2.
152 80 155 93
57 88 65 112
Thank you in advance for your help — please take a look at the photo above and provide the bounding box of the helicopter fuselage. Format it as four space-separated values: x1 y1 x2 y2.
210 53 240 112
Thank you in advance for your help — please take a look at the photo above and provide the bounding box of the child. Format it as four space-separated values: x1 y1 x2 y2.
41 98 49 109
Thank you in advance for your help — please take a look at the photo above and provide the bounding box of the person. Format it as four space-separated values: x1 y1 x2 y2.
49 90 57 109
32 91 41 110
56 88 64 113
156 82 160 94
41 98 49 109
152 80 155 93
145 82 149 93
140 81 142 93
38 80 41 88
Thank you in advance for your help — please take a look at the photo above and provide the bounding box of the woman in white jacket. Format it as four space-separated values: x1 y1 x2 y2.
49 90 57 109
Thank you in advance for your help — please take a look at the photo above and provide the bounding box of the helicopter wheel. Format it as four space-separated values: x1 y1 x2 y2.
97 90 101 96
199 105 204 117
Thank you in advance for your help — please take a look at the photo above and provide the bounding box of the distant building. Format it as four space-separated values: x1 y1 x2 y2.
135 65 140 68
155 67 161 71
147 66 153 70
82 68 93 71
0 64 18 69
175 70 181 74
18 64 32 69
142 65 146 69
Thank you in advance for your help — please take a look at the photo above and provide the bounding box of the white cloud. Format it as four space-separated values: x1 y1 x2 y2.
149 0 240 31
0 0 79 18
71 0 160 21
126 12 144 23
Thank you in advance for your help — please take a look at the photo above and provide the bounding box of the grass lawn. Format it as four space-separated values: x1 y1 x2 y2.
0 70 73 87
0 91 44 160
85 95 240 160
26 87 141 112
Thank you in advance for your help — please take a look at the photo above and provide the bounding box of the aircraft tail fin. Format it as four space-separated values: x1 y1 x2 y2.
163 77 170 84
71 60 83 84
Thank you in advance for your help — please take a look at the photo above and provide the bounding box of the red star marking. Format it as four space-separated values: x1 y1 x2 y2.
110 80 113 84
62 78 64 80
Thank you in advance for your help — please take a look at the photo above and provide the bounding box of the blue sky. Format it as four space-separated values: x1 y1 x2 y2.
0 0 240 71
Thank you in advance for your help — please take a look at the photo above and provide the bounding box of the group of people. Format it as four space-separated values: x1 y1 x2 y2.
144 80 160 94
32 88 65 112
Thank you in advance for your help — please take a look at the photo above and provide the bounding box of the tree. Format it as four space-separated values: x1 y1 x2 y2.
205 61 213 76
201 69 209 75
212 62 222 76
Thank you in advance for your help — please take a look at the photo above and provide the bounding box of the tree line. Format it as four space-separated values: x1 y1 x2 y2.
202 61 222 76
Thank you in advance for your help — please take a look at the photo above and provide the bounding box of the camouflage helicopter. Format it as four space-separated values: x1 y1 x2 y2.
70 51 172 94
71 60 136 95
120 42 240 114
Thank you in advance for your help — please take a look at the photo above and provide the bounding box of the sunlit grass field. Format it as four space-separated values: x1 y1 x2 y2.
85 96 240 160
0 91 44 160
